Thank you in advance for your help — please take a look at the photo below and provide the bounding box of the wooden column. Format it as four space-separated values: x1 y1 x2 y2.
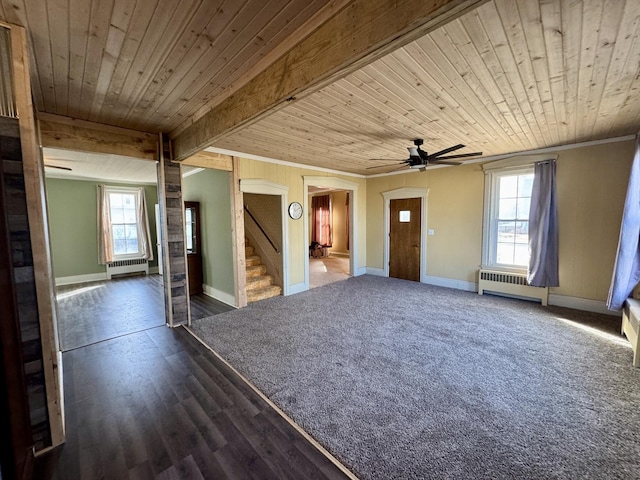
230 156 247 308
157 133 190 326
5 23 65 452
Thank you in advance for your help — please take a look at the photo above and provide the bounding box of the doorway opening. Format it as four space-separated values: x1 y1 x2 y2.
308 187 351 289
44 148 164 351
303 176 359 291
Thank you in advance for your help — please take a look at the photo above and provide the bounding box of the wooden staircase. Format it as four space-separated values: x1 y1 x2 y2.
245 239 281 303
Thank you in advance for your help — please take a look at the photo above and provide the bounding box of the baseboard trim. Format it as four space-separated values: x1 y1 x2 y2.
365 267 386 277
55 272 107 286
329 251 350 257
548 294 621 317
202 284 237 308
287 282 307 295
423 275 478 292
354 266 367 277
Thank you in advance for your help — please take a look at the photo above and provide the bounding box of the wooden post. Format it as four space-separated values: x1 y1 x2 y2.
157 133 190 326
230 156 247 307
9 24 65 449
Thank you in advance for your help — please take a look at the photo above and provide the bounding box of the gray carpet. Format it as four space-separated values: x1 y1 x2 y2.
190 275 640 479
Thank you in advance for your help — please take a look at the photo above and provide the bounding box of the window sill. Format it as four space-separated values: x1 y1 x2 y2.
480 265 528 275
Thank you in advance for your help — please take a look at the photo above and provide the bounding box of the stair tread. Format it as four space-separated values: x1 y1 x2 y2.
247 284 282 302
246 274 274 290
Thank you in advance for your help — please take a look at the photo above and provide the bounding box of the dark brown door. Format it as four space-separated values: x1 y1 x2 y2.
185 201 203 295
389 198 421 282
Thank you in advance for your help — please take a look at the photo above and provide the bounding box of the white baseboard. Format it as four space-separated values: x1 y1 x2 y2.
423 275 478 292
354 266 367 277
287 282 307 295
202 284 237 308
55 272 107 286
548 294 621 317
365 267 386 277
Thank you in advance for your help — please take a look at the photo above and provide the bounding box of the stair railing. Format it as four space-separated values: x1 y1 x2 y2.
244 204 280 254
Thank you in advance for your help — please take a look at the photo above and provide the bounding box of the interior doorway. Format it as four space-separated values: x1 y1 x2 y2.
303 176 359 291
389 197 421 281
308 187 351 289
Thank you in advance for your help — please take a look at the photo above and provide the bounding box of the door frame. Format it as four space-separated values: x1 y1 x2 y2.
382 187 429 282
239 179 290 295
303 176 360 292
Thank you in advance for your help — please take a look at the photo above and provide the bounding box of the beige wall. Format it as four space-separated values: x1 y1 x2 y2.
239 159 366 286
366 163 484 283
553 140 634 300
329 190 349 255
366 139 635 302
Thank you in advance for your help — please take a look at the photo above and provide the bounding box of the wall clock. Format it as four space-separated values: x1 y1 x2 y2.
288 201 303 220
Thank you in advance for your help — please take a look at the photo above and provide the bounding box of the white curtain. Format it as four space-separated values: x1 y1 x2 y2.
97 184 113 264
136 187 154 261
607 136 640 310
527 160 559 287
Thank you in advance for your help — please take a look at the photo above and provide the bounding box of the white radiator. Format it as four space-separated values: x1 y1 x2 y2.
478 269 548 306
106 258 149 279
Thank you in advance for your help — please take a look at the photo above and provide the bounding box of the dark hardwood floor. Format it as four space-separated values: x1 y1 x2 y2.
34 326 351 479
56 274 234 351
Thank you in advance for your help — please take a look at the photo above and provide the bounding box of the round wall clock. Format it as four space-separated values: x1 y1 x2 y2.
288 201 303 220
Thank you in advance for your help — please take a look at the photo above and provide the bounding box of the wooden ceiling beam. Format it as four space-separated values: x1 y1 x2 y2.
38 112 157 160
180 151 233 171
171 0 488 161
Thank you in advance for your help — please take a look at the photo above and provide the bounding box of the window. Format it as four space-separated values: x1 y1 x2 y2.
483 168 534 269
98 185 153 265
107 189 142 258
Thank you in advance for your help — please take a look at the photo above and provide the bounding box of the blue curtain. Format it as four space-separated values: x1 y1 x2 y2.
607 137 640 310
528 160 559 287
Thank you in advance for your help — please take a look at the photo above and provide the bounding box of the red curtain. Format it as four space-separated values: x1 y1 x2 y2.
345 193 350 251
311 195 332 246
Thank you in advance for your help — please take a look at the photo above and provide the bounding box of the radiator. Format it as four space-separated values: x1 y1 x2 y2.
106 258 149 279
478 269 548 306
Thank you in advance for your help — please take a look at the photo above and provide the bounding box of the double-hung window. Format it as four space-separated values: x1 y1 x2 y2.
98 184 152 265
483 167 534 270
107 188 142 258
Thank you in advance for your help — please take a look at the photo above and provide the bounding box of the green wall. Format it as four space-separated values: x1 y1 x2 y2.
182 168 234 298
46 178 158 278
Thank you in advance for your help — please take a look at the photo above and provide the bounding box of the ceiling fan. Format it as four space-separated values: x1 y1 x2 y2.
368 138 482 172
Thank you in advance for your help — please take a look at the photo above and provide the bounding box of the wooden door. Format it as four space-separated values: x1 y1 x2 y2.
185 202 203 295
389 198 421 281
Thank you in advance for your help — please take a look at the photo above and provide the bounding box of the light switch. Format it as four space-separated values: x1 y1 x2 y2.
428 229 435 236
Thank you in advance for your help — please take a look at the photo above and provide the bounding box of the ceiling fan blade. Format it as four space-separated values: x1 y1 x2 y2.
366 162 405 169
44 164 72 171
430 160 462 166
431 152 483 160
427 144 465 159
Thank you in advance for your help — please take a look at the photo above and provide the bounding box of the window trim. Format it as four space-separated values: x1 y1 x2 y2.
105 186 143 260
482 166 534 273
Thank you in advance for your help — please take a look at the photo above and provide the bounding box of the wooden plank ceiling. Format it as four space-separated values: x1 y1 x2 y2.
214 0 640 174
0 0 333 131
1 0 639 176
